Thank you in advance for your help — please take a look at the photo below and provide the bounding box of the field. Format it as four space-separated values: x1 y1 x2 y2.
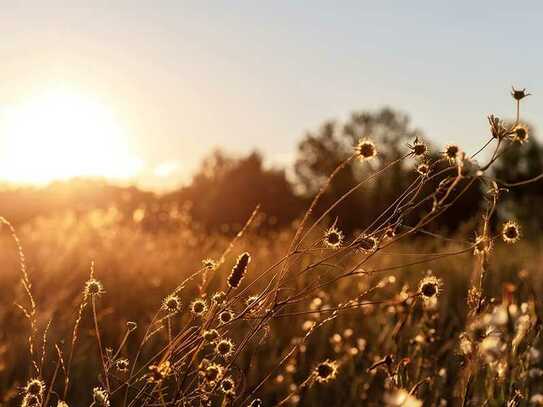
1 91 543 407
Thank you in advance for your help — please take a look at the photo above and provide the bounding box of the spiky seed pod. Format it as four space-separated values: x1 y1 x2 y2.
511 87 531 101
147 361 172 383
190 298 208 316
228 252 251 289
115 358 129 372
21 394 40 407
162 294 181 314
416 162 430 176
513 125 529 143
354 139 377 160
418 275 443 309
409 139 428 157
314 360 339 383
24 378 45 397
220 377 236 395
323 227 343 249
502 221 521 244
216 339 234 357
219 310 234 324
443 144 460 163
84 279 104 297
92 387 110 407
203 329 219 342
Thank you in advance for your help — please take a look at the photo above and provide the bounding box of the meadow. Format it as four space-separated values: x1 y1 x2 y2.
1 89 543 406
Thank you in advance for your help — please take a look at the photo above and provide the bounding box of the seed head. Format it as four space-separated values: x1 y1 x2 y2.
92 387 110 407
513 124 529 143
314 360 339 383
418 275 443 307
511 86 531 101
162 294 181 314
212 291 227 304
354 234 378 253
204 363 223 383
203 329 219 342
147 361 172 383
443 144 460 163
355 139 377 160
409 138 428 157
202 258 218 271
323 226 343 249
190 298 208 316
219 309 234 324
115 358 129 373
21 394 40 407
216 339 234 357
416 162 430 176
502 221 520 244
228 252 251 289
84 278 104 297
220 377 236 395
24 378 45 397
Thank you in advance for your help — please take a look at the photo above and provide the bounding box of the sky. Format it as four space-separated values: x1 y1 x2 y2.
1 1 542 190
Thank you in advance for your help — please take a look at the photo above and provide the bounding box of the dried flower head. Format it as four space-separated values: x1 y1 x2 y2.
115 358 129 373
147 361 172 383
219 309 234 324
190 298 208 316
202 258 217 271
502 221 520 244
408 138 428 157
443 144 460 163
212 291 226 304
416 162 430 176
162 294 181 314
84 278 104 297
354 234 378 253
418 275 443 306
314 360 339 383
92 387 110 407
204 363 223 383
488 114 508 139
220 377 236 395
216 339 234 357
513 124 529 143
203 329 219 342
24 378 45 397
511 86 531 101
21 394 40 407
355 139 377 160
323 226 344 249
228 252 251 289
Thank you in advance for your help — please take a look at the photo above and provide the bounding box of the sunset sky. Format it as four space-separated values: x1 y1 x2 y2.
1 1 542 190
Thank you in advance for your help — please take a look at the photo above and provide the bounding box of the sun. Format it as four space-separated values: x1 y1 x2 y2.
0 86 142 185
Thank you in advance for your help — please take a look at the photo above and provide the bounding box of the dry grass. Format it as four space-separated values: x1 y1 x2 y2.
1 89 543 406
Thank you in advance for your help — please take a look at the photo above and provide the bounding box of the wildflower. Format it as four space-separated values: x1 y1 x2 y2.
408 138 428 157
24 378 45 398
212 291 226 304
204 363 223 383
513 124 529 143
384 388 422 407
92 387 110 407
416 162 430 176
354 139 377 160
443 144 460 163
511 86 530 101
115 358 129 372
323 226 343 249
216 339 234 357
228 252 251 289
502 221 520 244
354 234 378 253
21 395 40 407
203 329 219 342
220 377 236 395
314 360 339 383
219 309 234 324
147 360 172 383
84 278 104 297
162 294 181 314
190 298 208 316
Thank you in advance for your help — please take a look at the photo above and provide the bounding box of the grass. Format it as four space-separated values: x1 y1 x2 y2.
1 88 543 406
